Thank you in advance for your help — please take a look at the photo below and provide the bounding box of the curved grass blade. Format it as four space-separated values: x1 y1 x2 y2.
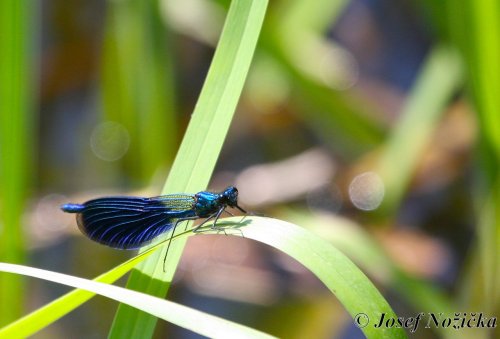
0 230 190 338
200 216 407 339
285 210 455 338
0 262 275 339
0 217 406 338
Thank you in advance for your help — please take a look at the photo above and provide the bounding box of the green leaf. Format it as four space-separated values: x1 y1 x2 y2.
0 242 159 338
448 0 500 314
0 0 36 324
0 260 275 339
109 1 269 337
285 210 455 337
1 216 404 338
0 229 191 338
200 217 407 339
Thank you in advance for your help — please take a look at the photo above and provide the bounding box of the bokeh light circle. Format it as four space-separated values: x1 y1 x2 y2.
90 121 130 161
348 172 385 211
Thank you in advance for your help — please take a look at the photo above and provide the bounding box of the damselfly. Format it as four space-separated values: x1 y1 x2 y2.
61 186 246 251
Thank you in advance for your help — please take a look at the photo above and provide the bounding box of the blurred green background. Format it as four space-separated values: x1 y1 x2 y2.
0 0 498 338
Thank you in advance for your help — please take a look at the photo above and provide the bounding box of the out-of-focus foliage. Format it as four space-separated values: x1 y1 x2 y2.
0 0 498 337
0 0 36 325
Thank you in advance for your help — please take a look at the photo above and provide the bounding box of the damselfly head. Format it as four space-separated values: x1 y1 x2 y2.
221 186 238 206
221 186 247 214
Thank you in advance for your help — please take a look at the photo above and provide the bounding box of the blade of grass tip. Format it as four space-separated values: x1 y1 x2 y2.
0 263 275 339
109 0 269 337
0 0 37 325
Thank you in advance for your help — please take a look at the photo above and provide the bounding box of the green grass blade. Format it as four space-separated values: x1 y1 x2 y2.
285 210 455 337
0 0 36 324
109 0 268 337
461 0 500 312
468 0 500 154
448 0 500 314
201 217 407 339
1 216 404 338
1 231 273 338
0 242 160 338
0 262 275 339
0 230 191 338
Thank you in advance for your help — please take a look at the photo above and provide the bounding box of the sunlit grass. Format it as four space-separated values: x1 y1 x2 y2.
0 0 36 325
109 0 270 337
0 0 498 337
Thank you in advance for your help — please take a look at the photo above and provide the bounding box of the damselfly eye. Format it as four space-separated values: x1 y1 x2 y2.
221 186 238 206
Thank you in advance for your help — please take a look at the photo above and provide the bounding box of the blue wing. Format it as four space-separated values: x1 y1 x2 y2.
75 196 196 249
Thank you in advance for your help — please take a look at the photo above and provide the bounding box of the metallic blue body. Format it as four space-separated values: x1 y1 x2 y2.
61 186 245 249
